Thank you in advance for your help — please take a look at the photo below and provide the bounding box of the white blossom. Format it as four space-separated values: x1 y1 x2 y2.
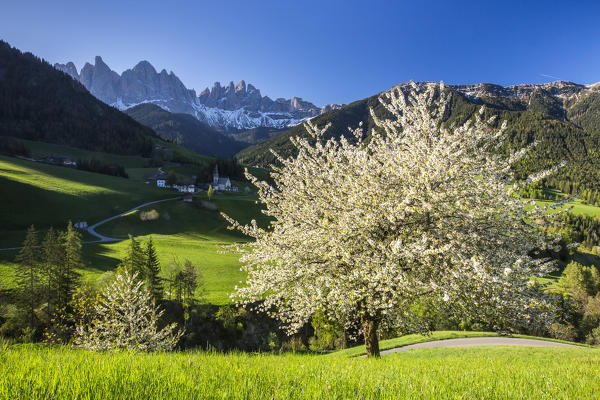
74 271 182 352
224 82 562 354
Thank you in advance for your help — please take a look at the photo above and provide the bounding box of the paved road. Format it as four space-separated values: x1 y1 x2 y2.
379 337 579 355
86 197 181 243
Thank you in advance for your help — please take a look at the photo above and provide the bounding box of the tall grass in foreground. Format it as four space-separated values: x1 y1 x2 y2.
1 345 599 399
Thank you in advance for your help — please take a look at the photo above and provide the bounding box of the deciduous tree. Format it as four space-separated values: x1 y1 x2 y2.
224 82 564 357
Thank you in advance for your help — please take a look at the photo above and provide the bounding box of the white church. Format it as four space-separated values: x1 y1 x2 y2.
212 165 236 191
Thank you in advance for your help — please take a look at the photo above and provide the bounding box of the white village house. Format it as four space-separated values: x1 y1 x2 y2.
146 170 168 187
173 180 195 193
146 169 194 193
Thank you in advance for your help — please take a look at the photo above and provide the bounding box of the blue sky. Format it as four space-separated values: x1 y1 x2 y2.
2 0 599 105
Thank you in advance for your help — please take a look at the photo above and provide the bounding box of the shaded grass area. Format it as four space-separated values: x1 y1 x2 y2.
1 345 599 399
0 155 173 247
21 139 148 168
18 136 215 167
331 330 585 357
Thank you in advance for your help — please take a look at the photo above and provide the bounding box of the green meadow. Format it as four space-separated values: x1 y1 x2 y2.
1 343 598 399
84 192 267 303
0 153 267 303
537 198 600 218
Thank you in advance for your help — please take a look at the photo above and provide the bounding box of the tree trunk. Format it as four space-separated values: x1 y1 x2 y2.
362 316 380 357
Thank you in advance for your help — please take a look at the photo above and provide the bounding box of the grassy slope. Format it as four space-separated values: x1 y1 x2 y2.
0 155 174 246
0 192 263 304
80 194 267 304
22 139 147 168
2 344 599 399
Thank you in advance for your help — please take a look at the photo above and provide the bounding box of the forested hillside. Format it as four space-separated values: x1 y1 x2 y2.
237 85 600 194
125 103 247 157
0 41 157 156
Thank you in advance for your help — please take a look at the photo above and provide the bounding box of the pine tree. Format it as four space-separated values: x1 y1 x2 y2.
144 238 163 301
122 235 146 278
41 227 64 314
15 225 41 330
58 222 82 310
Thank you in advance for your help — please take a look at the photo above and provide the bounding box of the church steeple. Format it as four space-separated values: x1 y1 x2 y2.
213 165 219 185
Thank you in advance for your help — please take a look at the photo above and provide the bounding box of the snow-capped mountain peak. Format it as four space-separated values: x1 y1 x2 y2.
54 58 342 131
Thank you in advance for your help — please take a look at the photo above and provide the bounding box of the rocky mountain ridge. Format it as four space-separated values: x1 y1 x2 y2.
450 81 598 103
55 57 342 131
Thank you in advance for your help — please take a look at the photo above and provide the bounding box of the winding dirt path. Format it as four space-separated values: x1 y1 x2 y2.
379 337 580 355
0 196 182 251
86 197 181 243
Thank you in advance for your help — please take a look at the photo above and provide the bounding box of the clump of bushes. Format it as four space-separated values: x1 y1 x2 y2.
140 209 159 221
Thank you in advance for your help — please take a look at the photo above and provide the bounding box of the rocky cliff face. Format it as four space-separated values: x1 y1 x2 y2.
54 61 79 81
54 58 342 131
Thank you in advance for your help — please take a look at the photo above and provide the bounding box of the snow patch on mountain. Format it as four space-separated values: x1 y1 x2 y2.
191 103 303 131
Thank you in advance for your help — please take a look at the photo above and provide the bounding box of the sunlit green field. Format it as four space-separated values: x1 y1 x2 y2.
81 194 265 303
80 236 244 304
536 197 600 217
1 344 598 399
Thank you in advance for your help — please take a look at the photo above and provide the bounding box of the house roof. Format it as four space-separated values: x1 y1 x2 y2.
145 172 168 180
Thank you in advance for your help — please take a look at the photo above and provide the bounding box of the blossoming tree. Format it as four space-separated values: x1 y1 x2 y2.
224 82 564 357
75 271 181 351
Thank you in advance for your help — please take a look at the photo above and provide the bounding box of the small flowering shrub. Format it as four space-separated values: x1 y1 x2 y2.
74 271 182 351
